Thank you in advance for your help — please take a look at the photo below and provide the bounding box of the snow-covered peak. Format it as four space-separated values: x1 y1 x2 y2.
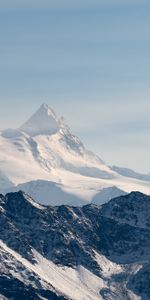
19 103 60 137
0 103 150 204
39 103 57 119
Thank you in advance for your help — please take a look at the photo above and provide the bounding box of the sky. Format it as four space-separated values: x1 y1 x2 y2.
0 0 150 173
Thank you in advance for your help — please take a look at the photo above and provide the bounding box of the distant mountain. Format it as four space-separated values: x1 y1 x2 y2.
111 165 150 182
1 191 150 299
0 171 14 194
0 103 150 205
13 180 86 206
92 186 127 205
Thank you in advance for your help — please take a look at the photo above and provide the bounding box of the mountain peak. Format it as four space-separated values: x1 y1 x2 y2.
19 103 60 137
39 103 57 119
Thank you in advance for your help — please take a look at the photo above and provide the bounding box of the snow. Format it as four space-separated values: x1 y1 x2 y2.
14 180 86 206
19 103 60 137
0 240 105 300
23 193 46 210
94 251 143 300
111 165 150 182
94 251 123 277
92 186 126 205
0 103 150 206
33 251 105 300
0 239 142 300
0 170 14 194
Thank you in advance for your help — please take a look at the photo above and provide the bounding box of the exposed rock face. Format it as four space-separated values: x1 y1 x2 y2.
1 191 150 299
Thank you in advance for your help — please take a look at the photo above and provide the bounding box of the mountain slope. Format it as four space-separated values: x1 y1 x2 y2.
0 171 14 194
1 191 150 299
0 103 150 205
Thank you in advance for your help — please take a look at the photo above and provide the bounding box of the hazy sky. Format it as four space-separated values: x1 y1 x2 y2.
0 0 150 173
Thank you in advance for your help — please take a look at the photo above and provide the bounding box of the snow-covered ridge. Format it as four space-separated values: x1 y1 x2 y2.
111 165 150 182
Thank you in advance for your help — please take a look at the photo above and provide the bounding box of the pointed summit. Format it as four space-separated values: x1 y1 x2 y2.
19 103 60 136
39 103 57 119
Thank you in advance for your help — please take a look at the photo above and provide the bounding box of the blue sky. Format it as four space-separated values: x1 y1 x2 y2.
0 0 150 172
